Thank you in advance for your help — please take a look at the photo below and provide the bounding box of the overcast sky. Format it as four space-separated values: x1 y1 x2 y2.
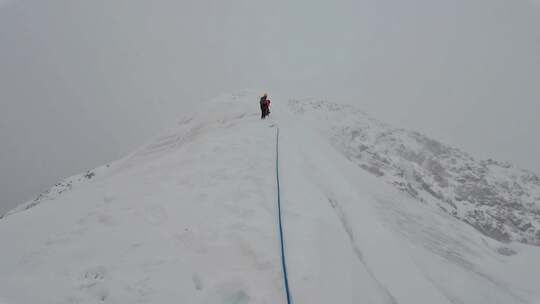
1 0 539 213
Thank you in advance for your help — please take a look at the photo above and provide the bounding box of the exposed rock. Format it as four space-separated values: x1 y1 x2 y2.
290 99 540 246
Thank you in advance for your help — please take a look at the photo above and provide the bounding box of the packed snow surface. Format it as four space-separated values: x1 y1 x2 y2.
1 91 539 304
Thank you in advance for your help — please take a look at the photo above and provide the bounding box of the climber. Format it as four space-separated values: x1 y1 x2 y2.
260 93 271 119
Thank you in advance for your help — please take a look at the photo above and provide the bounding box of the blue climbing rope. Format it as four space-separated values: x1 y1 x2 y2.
275 127 293 304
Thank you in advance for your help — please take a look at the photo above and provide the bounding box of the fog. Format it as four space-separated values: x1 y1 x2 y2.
1 0 539 213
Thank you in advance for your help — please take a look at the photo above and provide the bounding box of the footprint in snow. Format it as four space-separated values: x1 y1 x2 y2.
223 290 250 304
80 266 110 302
192 273 204 291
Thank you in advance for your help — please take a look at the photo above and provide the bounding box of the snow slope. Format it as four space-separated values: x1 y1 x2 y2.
1 91 539 304
287 99 540 246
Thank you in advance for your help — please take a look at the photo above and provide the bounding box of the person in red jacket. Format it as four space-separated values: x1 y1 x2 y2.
260 93 271 119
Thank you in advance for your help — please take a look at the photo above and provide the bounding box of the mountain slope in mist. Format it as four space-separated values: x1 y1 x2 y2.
1 91 539 304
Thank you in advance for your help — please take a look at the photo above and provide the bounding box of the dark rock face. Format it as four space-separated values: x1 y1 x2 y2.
290 99 540 246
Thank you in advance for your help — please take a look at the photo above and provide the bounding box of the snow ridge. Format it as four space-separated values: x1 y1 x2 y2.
288 98 540 245
1 164 111 219
1 92 540 304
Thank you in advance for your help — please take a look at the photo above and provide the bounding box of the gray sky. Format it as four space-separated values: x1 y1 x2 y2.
1 0 540 213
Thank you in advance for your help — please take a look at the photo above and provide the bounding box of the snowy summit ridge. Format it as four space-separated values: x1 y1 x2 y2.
1 91 539 304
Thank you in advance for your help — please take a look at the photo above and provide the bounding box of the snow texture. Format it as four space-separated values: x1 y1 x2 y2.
1 90 539 303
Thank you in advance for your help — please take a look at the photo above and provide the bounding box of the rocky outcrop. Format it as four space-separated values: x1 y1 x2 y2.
290 99 540 245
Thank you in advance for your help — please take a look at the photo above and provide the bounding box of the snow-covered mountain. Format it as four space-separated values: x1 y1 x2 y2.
1 91 539 304
288 99 540 246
